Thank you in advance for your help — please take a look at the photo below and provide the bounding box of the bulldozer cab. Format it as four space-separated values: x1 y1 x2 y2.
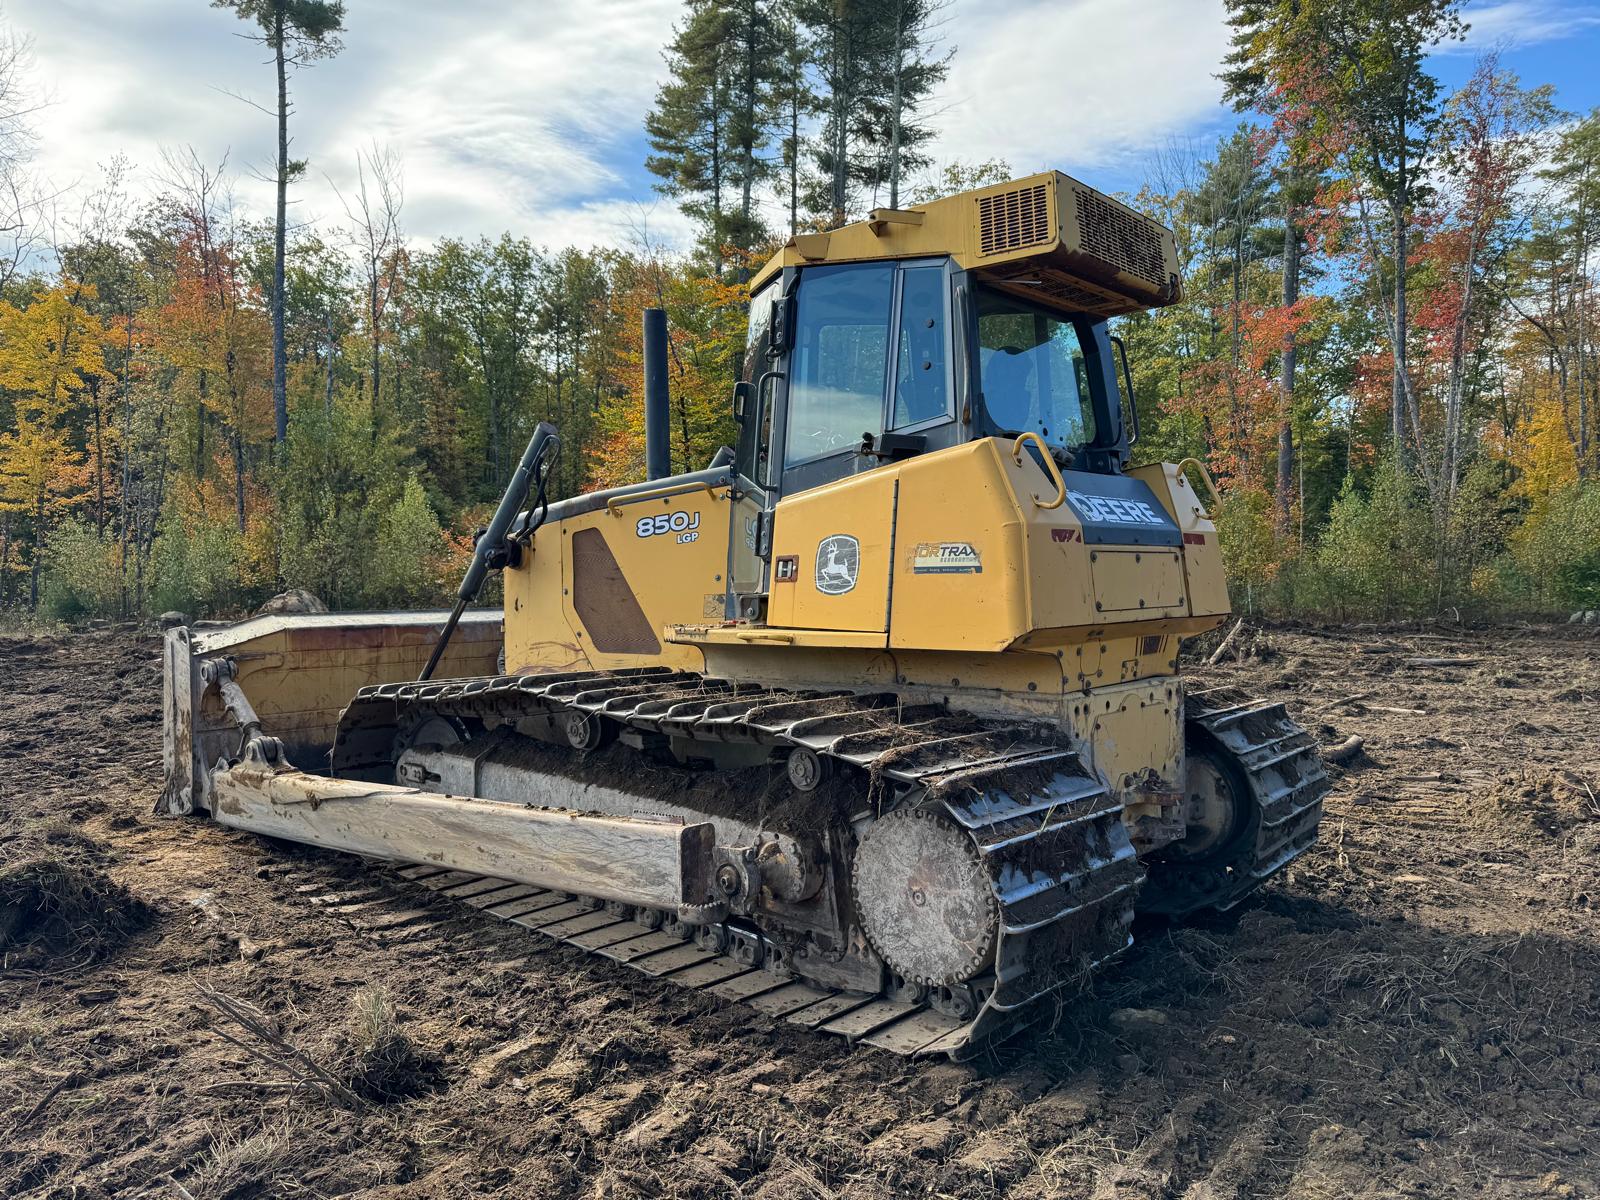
736 258 1134 504
724 170 1180 615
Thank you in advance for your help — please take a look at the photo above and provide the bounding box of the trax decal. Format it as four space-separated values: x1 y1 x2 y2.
912 541 983 575
1051 528 1082 543
814 534 860 595
635 509 701 543
1064 489 1167 527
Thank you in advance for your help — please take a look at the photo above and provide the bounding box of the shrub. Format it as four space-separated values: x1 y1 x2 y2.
1213 484 1278 614
1505 481 1600 610
149 498 253 617
39 519 122 621
369 476 452 608
1311 466 1437 620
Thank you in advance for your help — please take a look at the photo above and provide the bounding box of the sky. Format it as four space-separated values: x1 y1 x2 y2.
9 0 1600 256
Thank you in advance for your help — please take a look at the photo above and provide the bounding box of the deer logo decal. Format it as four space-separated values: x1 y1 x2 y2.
814 535 860 595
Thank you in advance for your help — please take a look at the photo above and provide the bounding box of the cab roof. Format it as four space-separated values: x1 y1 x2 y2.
749 171 1182 319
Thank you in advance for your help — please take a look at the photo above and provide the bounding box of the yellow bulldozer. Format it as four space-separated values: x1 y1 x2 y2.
161 171 1327 1058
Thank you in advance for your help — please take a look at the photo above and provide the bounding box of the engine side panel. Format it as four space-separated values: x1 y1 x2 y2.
503 482 731 676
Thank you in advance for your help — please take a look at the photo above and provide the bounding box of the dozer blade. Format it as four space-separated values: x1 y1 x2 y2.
161 610 501 816
208 749 716 912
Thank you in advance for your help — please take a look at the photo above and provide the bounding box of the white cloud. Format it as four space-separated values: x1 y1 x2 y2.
923 0 1232 180
6 0 688 251
1454 0 1600 50
4 0 1239 257
1446 0 1600 52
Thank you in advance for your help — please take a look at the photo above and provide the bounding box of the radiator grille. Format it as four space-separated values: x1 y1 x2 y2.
571 528 660 655
1072 186 1168 289
977 184 1052 256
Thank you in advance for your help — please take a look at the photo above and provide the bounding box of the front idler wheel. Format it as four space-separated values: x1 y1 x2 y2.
851 807 998 988
1166 746 1246 862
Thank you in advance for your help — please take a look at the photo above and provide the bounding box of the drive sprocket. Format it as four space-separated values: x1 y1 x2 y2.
851 807 998 987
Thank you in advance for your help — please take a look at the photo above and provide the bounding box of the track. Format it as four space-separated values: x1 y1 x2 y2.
328 666 1146 1057
1140 685 1329 916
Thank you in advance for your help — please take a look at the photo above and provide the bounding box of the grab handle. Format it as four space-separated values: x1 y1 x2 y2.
1175 457 1221 514
606 480 718 517
1011 432 1067 510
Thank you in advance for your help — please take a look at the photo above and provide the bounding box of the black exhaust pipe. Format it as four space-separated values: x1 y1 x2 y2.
643 307 670 481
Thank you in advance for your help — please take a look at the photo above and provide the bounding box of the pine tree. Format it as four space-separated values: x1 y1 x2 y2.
795 0 949 224
876 0 951 210
798 0 892 224
646 0 776 274
210 0 346 447
767 5 817 236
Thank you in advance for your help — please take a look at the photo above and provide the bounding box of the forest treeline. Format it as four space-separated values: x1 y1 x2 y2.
1 0 1598 623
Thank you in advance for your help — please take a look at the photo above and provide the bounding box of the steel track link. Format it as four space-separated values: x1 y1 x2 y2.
1139 685 1329 917
327 667 1146 1058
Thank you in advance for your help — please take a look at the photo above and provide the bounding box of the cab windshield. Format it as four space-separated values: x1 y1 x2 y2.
975 287 1096 452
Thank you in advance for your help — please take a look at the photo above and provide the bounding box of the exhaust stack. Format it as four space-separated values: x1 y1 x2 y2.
643 307 670 480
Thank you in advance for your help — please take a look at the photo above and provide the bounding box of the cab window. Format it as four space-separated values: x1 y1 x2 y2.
785 262 894 467
891 265 950 429
976 287 1096 452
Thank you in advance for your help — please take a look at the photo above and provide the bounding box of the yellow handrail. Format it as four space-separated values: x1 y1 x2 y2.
606 479 719 517
1175 457 1221 512
1011 432 1067 510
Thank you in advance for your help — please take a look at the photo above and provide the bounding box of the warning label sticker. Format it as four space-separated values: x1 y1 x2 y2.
912 542 983 574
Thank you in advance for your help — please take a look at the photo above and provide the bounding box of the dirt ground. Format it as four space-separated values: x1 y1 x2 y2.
3 623 1599 1199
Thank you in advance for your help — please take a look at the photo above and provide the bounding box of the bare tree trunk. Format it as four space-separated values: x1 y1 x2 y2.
91 379 107 537
228 352 246 533
739 0 756 241
1277 207 1299 532
1443 234 1478 510
196 370 208 479
0 513 10 608
119 320 132 614
325 309 336 415
30 487 43 609
1392 200 1408 477
369 277 380 414
888 1 905 210
271 2 289 446
1579 178 1592 474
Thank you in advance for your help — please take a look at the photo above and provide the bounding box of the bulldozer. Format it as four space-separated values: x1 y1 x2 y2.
161 171 1328 1058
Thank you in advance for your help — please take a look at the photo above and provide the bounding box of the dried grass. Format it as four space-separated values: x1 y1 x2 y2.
335 985 442 1104
185 1115 303 1200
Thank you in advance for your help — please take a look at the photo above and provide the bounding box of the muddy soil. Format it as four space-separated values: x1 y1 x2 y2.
2 624 1599 1199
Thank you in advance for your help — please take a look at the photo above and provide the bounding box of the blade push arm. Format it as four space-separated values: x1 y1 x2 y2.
421 421 561 681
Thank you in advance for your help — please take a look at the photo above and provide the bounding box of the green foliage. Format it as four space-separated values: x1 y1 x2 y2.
1309 467 1437 619
39 520 121 621
1213 486 1278 613
274 391 413 609
645 0 776 267
1507 483 1600 610
150 499 254 617
370 476 451 608
211 0 347 57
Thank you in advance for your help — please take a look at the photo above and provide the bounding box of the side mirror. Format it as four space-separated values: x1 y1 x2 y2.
732 380 754 422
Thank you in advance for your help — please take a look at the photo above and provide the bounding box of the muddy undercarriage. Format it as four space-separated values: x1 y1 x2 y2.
259 666 1328 1058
